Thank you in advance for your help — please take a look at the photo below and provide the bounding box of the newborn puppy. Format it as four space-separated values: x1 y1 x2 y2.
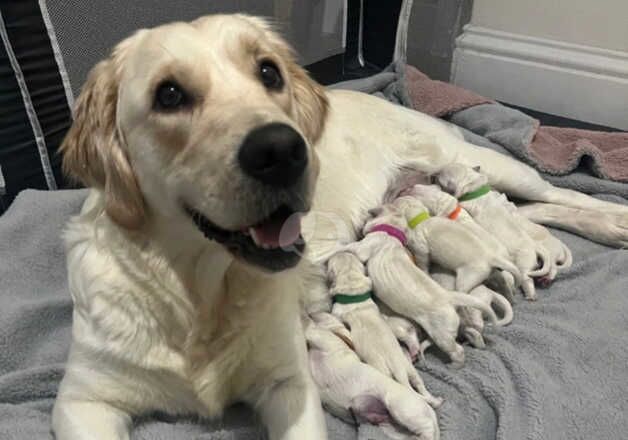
437 164 553 300
327 252 441 407
402 183 519 300
431 266 513 348
306 316 440 440
339 203 497 366
393 195 523 294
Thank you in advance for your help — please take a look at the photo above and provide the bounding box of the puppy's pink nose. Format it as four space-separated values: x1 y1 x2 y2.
238 123 307 187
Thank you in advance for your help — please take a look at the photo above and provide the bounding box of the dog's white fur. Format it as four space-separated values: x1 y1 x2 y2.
306 315 440 440
327 252 441 407
437 164 555 300
402 184 521 300
339 204 498 366
393 195 523 293
53 13 628 439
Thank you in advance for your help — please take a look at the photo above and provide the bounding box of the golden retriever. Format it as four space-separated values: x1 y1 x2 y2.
52 13 628 440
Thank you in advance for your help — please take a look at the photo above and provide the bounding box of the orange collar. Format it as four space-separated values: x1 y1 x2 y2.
448 205 462 220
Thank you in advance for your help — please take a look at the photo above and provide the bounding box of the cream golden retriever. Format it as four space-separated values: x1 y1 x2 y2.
52 13 628 440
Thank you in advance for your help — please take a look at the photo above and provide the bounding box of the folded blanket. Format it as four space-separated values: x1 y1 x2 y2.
531 127 628 182
403 65 494 118
397 65 628 183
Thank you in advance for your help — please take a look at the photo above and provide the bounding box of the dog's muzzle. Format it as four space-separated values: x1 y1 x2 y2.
184 123 312 272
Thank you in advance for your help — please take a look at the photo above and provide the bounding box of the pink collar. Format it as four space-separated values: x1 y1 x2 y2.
368 224 407 245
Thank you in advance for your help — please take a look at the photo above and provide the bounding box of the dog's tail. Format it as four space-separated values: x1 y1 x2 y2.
488 289 513 326
447 291 498 324
528 245 553 277
491 257 524 287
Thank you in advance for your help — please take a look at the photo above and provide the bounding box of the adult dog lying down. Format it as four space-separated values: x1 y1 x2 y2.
52 13 628 440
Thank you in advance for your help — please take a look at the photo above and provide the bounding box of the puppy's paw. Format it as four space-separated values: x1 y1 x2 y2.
463 328 486 349
449 345 465 368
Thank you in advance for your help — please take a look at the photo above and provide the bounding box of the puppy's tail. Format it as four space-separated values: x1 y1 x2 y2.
528 245 553 277
556 241 573 270
489 290 513 326
491 257 524 287
447 291 498 324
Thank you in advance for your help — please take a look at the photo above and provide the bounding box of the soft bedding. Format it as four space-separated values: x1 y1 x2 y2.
1 68 628 440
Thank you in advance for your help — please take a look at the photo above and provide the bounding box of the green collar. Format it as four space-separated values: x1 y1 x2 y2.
458 184 491 202
408 211 430 229
333 291 373 304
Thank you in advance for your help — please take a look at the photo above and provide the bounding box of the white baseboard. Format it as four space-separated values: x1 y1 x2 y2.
451 25 628 130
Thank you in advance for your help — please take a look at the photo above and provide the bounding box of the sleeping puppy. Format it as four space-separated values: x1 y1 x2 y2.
436 164 553 300
306 315 440 440
392 195 523 293
339 203 498 366
431 266 513 349
402 183 519 300
327 252 441 407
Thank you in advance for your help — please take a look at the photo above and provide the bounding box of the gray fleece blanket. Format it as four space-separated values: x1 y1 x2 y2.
2 70 628 439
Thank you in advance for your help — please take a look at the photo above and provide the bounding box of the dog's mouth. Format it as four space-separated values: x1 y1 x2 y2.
184 204 306 272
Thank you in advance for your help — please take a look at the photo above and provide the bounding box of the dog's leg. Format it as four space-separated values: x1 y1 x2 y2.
256 374 328 440
451 144 628 246
487 271 516 303
463 327 486 349
422 316 465 367
455 265 490 293
52 398 132 440
518 202 628 248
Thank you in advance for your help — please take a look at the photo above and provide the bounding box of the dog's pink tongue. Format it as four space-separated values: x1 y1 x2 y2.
251 213 301 248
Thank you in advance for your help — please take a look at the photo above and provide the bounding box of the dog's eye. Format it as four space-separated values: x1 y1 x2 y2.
154 81 189 111
259 60 283 91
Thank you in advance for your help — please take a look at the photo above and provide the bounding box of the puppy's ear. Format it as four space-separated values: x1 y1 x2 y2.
287 62 328 145
61 38 145 229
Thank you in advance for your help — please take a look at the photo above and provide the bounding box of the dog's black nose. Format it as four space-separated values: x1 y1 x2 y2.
238 123 307 187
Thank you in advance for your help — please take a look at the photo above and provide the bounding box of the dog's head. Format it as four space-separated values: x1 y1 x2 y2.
61 15 328 272
403 184 457 216
326 252 371 294
436 164 487 199
392 196 429 224
362 203 408 235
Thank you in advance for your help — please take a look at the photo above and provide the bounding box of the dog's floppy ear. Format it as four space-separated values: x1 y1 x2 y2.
61 38 145 230
286 62 328 145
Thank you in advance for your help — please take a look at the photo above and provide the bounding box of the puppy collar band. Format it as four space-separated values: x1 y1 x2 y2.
448 205 462 220
459 184 491 202
368 224 407 245
408 212 430 229
333 291 373 304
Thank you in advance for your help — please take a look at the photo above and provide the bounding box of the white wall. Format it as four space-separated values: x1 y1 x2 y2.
452 0 628 128
472 0 628 52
